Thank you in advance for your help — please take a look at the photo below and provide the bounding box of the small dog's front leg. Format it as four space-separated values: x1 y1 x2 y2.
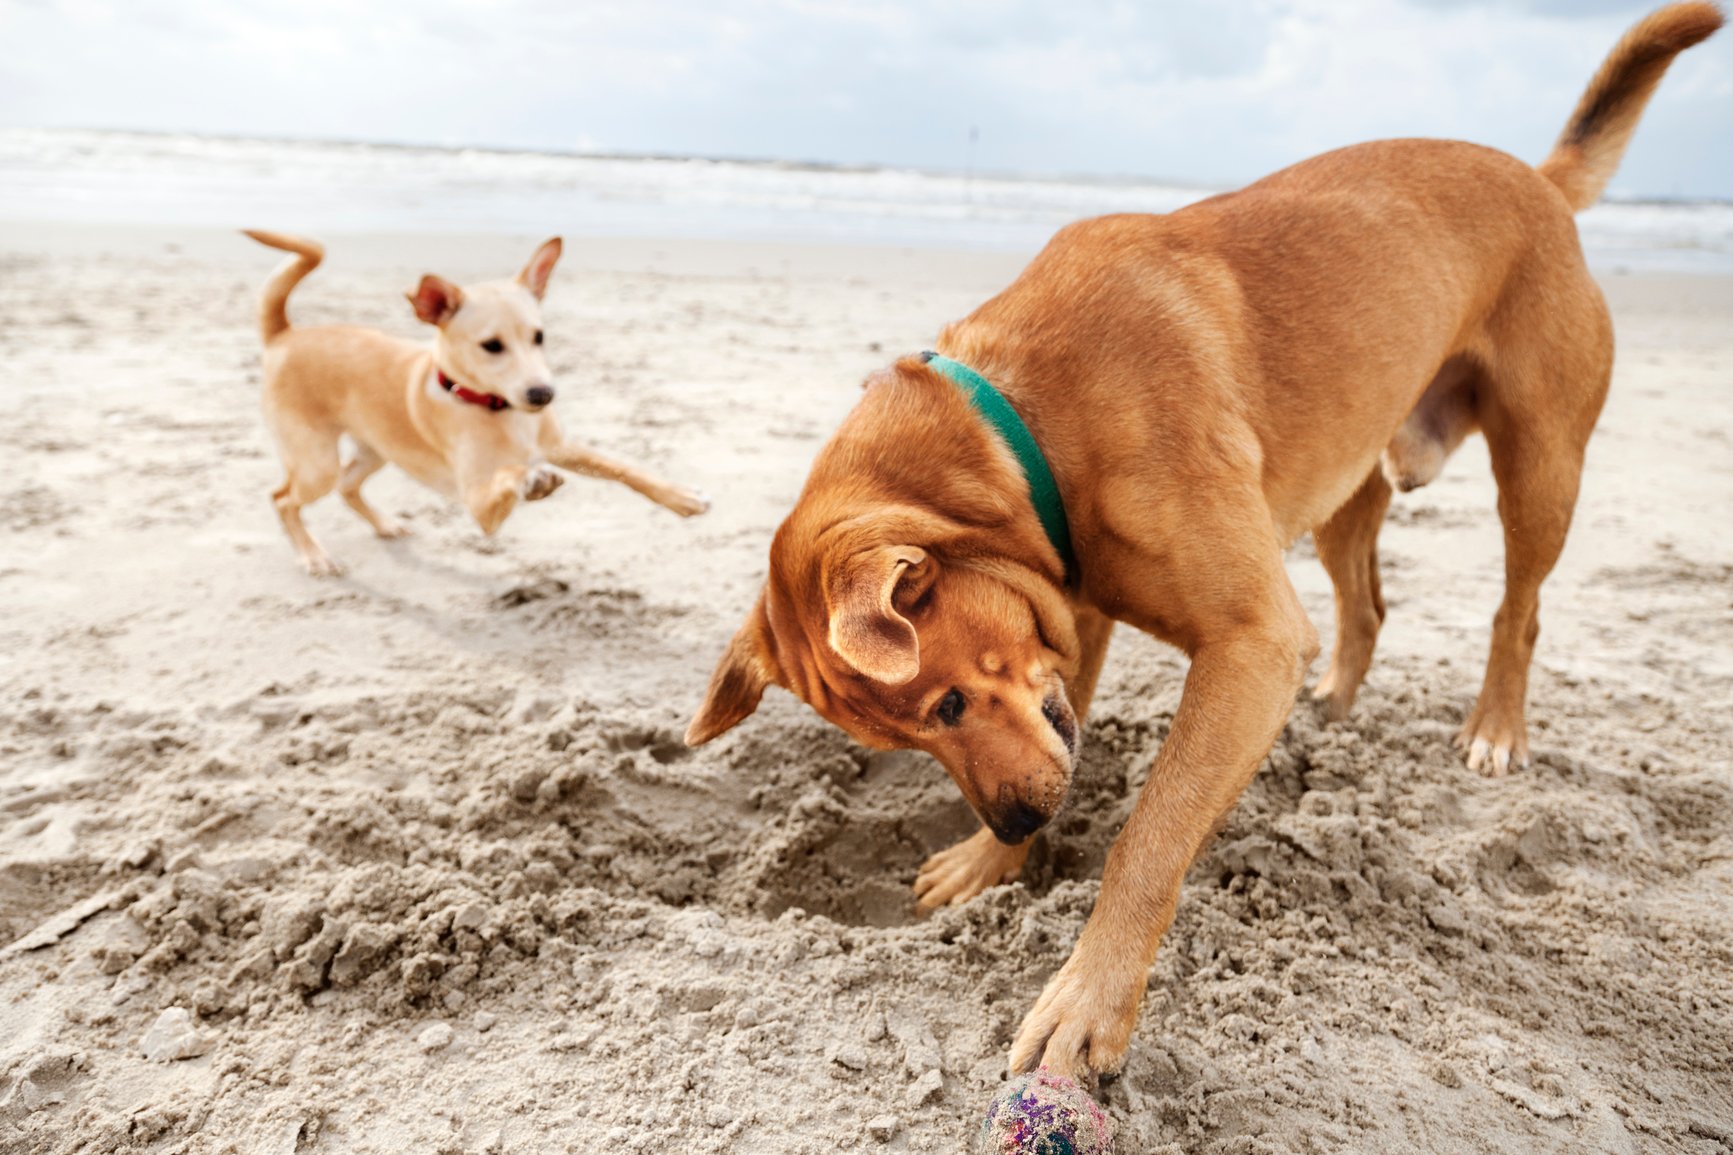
545 441 709 517
463 465 565 534
521 463 565 502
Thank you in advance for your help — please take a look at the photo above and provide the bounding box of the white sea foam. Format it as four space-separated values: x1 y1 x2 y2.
1 128 1727 270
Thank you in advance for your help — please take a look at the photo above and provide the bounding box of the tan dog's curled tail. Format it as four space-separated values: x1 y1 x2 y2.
242 229 325 344
1538 2 1723 211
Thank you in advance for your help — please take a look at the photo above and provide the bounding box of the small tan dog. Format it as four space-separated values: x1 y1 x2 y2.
244 231 708 575
687 4 1721 1081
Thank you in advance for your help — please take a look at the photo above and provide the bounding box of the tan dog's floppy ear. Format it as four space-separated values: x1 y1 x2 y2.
517 237 563 300
827 546 929 685
407 275 464 326
687 592 781 746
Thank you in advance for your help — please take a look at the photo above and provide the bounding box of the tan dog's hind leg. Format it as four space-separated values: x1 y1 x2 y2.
1456 272 1611 776
1458 424 1593 775
339 442 410 539
1311 469 1392 720
544 441 710 517
1457 435 1583 774
913 607 1114 909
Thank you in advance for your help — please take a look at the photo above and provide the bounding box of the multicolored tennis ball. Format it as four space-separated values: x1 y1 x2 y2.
978 1067 1115 1154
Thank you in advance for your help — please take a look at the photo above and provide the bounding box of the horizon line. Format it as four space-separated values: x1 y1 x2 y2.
12 123 1731 209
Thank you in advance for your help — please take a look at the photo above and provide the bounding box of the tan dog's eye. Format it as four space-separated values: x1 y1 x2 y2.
937 689 967 727
534 330 544 345
481 338 505 354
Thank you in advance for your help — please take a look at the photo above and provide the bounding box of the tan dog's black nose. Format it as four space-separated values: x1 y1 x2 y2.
526 384 555 408
986 801 1049 845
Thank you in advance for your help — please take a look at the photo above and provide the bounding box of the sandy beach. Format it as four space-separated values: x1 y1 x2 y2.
2 220 1731 1153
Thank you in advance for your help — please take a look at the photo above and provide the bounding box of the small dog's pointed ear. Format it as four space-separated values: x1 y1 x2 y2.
517 237 563 300
687 592 781 746
827 545 928 685
407 275 464 326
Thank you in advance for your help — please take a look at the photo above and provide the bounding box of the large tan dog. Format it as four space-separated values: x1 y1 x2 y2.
687 4 1722 1079
245 232 709 576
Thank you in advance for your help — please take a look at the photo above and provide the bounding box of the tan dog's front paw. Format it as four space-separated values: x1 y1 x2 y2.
914 827 1028 909
521 466 565 502
1009 953 1144 1080
374 518 413 539
660 486 710 517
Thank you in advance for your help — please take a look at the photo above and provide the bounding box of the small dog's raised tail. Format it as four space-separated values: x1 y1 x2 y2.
242 229 325 343
1538 2 1722 212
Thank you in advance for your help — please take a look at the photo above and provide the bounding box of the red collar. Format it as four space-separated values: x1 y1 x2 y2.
438 370 510 412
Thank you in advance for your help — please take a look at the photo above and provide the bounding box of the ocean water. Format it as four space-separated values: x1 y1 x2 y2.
2 128 1729 270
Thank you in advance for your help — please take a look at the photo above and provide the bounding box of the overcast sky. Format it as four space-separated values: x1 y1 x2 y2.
3 0 1729 197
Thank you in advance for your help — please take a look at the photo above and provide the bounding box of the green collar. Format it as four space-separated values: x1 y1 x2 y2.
923 352 1077 582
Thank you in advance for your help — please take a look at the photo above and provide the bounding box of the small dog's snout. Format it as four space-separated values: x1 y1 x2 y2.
525 384 555 408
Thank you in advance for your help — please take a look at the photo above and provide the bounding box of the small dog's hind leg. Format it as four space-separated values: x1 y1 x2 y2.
266 416 345 577
339 441 410 538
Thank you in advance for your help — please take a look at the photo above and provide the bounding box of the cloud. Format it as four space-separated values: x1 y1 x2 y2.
0 0 1727 196
1409 0 1655 16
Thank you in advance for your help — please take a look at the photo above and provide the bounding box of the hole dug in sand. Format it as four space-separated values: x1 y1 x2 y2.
4 655 1731 1150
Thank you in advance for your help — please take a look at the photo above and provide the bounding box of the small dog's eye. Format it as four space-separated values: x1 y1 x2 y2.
481 338 505 354
533 330 544 345
937 689 966 727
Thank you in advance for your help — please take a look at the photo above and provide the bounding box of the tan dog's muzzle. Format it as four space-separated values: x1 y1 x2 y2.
976 690 1077 843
